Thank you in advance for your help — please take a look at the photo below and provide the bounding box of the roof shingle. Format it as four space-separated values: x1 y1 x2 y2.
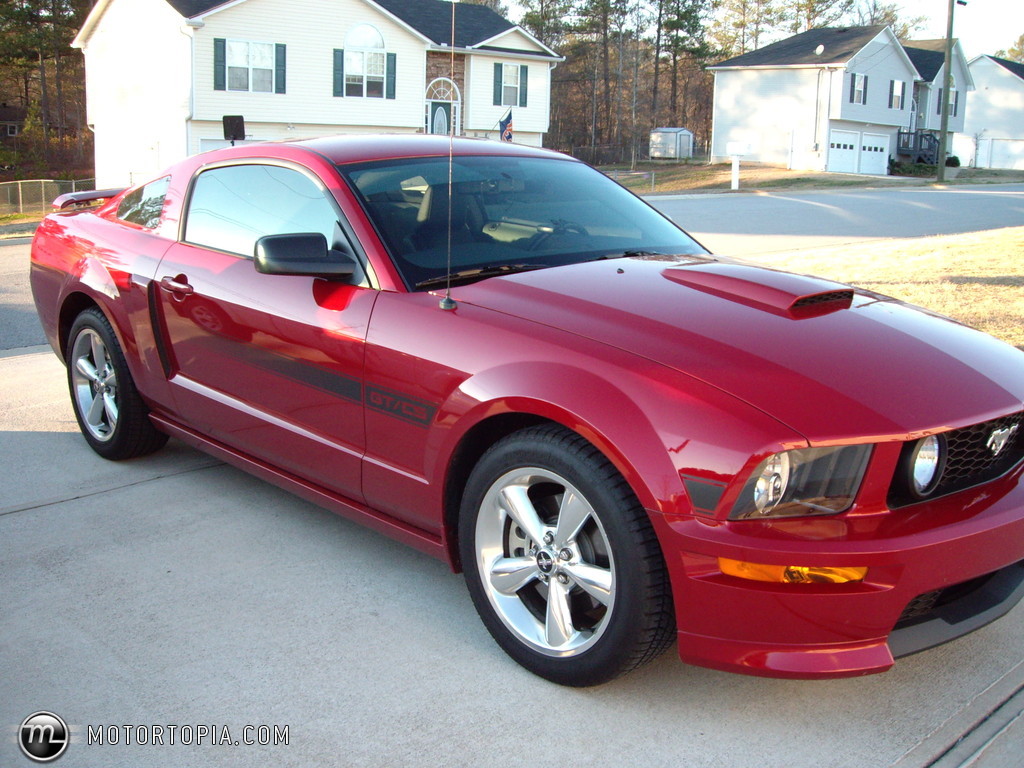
990 55 1024 82
711 26 887 68
165 0 516 48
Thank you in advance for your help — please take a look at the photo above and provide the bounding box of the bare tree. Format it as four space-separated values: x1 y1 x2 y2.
856 0 926 39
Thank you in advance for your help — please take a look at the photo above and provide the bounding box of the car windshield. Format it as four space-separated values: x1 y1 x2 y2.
341 155 706 290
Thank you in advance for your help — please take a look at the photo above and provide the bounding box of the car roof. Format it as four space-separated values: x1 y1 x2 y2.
282 134 574 166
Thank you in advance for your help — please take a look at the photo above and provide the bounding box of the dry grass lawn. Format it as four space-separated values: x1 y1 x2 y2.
605 162 1024 194
752 226 1024 349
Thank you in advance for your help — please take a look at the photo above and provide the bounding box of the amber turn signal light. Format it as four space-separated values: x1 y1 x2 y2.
719 558 867 584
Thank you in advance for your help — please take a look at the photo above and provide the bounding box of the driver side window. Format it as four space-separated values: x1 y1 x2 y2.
184 164 345 257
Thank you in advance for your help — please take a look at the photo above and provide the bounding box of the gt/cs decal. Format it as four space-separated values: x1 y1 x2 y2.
366 385 437 427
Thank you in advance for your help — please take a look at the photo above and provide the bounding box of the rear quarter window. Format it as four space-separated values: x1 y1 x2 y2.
116 176 170 229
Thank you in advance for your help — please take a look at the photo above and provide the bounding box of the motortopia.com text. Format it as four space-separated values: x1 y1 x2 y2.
87 724 289 747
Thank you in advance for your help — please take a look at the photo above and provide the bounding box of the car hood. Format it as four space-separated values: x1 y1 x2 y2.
455 256 1024 444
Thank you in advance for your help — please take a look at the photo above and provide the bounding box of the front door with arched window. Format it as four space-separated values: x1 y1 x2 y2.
425 78 461 136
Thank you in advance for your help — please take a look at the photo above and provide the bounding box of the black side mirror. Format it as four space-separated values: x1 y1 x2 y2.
254 233 356 279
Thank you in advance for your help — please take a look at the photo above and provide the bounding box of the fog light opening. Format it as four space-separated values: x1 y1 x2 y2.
719 558 867 584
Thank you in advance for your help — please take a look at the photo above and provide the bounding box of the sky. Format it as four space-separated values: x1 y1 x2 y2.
502 1 1023 59
896 0 1024 58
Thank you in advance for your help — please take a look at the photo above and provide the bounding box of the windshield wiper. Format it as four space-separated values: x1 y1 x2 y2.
415 263 548 290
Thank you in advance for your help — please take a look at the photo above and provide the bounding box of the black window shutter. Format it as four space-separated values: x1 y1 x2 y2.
953 90 959 117
333 49 345 97
519 64 528 107
937 88 942 114
849 73 856 103
214 38 226 91
493 62 502 105
888 79 894 108
386 52 397 99
862 75 868 104
275 44 286 94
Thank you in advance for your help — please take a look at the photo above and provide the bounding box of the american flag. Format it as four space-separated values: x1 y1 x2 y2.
499 110 513 142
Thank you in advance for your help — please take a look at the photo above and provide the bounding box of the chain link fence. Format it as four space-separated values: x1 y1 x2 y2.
0 179 96 216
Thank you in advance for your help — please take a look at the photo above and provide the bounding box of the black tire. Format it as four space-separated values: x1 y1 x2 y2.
66 307 169 460
459 424 675 686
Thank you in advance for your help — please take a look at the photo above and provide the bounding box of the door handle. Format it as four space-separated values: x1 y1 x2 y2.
159 275 194 296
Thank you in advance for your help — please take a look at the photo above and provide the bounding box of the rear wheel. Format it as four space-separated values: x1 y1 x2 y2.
459 424 674 686
67 307 168 460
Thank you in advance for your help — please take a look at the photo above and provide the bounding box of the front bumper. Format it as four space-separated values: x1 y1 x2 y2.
655 465 1024 678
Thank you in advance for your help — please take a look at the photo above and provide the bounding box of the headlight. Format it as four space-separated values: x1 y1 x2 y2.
908 434 945 497
729 445 873 520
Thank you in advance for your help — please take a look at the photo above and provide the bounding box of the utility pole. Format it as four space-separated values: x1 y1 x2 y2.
936 0 966 183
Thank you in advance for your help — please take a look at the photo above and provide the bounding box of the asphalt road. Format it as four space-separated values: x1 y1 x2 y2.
0 239 43 350
650 183 1024 257
3 186 1024 767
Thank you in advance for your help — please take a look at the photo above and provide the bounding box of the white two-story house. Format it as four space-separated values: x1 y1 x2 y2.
956 55 1024 170
898 38 972 163
74 0 561 186
709 26 969 175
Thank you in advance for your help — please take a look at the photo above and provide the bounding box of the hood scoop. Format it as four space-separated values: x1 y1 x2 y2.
663 263 854 319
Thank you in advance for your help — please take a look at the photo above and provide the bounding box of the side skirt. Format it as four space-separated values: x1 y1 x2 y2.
149 412 449 563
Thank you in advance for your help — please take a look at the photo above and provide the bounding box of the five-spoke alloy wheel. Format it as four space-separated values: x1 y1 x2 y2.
460 425 674 686
67 308 168 460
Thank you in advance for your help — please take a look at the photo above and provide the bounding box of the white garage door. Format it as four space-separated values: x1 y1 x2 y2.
987 139 1024 171
860 133 889 175
827 130 858 173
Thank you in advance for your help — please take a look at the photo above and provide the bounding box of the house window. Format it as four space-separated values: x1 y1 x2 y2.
936 85 959 117
6 124 18 137
229 41 274 92
502 64 519 106
493 63 529 107
344 25 386 98
849 73 868 105
889 80 904 110
214 38 285 94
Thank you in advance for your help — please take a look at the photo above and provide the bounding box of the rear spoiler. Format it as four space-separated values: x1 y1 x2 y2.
52 188 126 211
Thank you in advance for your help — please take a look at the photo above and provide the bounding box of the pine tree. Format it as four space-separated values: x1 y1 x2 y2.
518 0 575 46
710 0 784 55
788 0 855 33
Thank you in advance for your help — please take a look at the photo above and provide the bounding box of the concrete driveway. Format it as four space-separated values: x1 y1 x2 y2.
3 185 1024 767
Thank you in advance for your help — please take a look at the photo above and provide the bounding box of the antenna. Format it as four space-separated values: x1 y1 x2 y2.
439 0 458 311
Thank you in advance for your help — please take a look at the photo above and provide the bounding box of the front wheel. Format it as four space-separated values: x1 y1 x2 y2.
459 425 675 686
67 307 168 460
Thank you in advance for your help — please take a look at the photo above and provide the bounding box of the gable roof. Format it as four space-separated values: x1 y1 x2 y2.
710 26 888 69
989 55 1024 82
77 0 559 60
903 40 951 82
166 0 518 48
165 0 223 15
371 0 511 47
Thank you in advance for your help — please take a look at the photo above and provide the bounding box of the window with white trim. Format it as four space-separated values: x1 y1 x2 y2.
501 63 520 107
345 24 386 98
936 80 959 117
889 79 904 110
849 73 868 105
228 40 275 92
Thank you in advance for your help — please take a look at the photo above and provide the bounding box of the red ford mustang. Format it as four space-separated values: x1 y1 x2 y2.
31 136 1024 686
